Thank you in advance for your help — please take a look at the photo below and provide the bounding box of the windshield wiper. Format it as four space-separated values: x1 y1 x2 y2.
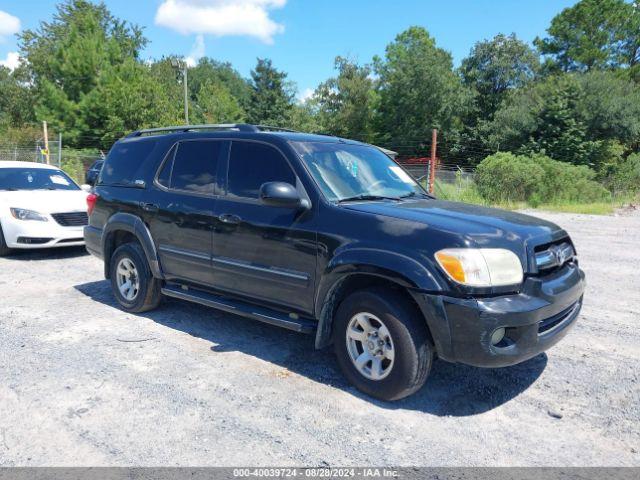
338 194 401 203
399 191 432 199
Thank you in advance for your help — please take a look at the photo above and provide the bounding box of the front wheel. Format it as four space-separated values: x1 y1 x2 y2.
333 288 433 401
109 242 162 313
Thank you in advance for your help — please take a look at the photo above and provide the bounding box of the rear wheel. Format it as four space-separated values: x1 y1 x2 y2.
333 287 433 401
109 242 162 313
0 224 12 256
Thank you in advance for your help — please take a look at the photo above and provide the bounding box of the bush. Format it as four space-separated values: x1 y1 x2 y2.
61 156 85 185
475 152 545 202
476 152 610 204
60 148 102 184
607 153 640 195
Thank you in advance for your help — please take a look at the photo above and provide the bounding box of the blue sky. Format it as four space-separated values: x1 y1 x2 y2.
0 0 577 98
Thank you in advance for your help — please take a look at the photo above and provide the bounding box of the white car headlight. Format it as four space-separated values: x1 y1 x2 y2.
10 208 49 222
435 248 523 287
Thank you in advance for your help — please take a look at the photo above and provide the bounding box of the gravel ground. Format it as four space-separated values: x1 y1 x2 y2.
0 209 638 467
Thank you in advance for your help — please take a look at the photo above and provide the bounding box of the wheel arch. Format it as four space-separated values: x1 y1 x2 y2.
314 250 447 350
102 213 163 280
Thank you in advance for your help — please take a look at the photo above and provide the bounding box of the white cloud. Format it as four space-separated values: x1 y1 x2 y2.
185 34 205 67
0 10 21 41
297 88 315 104
155 0 286 44
0 51 20 70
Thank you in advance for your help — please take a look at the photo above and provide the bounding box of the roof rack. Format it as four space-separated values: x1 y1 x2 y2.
254 125 299 133
126 123 301 138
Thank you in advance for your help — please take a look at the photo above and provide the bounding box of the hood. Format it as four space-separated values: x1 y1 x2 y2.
0 189 88 214
343 199 568 270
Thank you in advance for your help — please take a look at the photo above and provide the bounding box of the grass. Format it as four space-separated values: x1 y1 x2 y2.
432 179 635 215
530 202 617 215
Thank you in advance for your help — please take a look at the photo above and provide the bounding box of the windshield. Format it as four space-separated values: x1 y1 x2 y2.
291 142 426 202
0 167 80 191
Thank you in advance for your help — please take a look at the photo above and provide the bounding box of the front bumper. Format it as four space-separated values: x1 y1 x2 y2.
421 261 585 368
2 217 85 249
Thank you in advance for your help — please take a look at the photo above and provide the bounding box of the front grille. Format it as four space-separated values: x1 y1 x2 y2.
535 240 575 272
538 301 580 334
51 212 88 227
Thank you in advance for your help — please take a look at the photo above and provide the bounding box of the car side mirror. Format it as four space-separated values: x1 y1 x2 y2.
260 182 306 209
80 184 92 192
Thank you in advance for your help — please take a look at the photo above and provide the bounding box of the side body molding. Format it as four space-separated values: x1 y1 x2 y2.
102 213 163 279
314 247 447 349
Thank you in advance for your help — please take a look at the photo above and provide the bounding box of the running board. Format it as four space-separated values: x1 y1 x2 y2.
161 284 317 334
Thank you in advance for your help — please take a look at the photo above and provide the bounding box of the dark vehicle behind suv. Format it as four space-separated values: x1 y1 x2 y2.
84 124 585 401
85 159 104 186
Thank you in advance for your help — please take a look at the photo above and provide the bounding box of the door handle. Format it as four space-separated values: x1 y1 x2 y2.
140 202 159 213
218 213 241 225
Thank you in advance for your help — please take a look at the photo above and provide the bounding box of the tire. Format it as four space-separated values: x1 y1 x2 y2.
333 287 433 401
109 242 162 313
0 224 12 257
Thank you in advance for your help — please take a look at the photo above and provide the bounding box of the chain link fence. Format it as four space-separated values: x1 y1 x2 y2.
0 140 63 167
397 159 476 193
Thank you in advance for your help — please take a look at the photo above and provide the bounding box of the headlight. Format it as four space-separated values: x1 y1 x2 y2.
10 208 49 222
435 248 523 287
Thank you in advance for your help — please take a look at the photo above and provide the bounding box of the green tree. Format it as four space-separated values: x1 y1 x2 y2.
521 76 595 164
314 56 375 140
81 59 180 146
149 57 188 118
189 58 251 110
487 72 640 168
534 0 639 72
0 63 35 128
460 33 540 118
288 102 322 133
575 70 640 143
373 26 470 149
18 0 148 146
194 80 245 124
247 58 294 126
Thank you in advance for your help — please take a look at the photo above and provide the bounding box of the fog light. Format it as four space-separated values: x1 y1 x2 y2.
491 327 506 346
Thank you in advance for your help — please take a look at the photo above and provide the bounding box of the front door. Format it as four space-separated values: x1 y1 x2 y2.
148 139 227 286
211 140 317 314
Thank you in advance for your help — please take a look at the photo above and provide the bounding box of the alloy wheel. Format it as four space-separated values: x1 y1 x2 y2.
345 312 395 380
116 257 140 301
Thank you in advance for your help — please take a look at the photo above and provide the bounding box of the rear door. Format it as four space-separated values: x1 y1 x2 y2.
146 139 227 286
211 140 317 314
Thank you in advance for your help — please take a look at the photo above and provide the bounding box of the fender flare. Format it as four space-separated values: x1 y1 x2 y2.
314 248 447 349
102 213 163 279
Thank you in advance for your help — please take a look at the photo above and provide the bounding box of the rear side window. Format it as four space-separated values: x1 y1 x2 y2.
227 141 296 199
100 139 158 186
156 145 174 188
157 140 222 195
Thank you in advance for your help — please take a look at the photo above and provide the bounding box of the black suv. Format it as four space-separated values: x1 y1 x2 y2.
84 124 585 401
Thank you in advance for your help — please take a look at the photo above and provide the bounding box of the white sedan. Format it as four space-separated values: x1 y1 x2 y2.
0 161 90 255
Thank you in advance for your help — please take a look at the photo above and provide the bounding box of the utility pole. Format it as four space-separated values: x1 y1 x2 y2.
428 129 438 194
171 59 189 124
183 62 189 125
42 121 50 165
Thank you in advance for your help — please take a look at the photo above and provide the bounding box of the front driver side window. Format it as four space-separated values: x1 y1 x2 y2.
227 141 296 199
